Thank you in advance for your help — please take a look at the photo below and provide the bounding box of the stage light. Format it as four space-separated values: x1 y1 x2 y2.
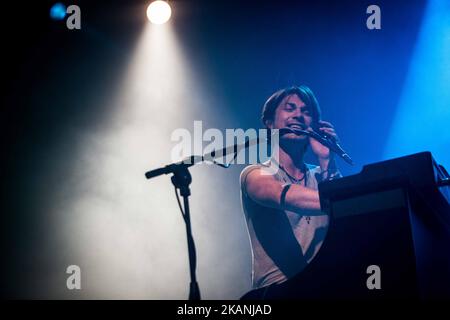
146 1 172 25
384 0 450 167
49 19 247 299
50 3 66 21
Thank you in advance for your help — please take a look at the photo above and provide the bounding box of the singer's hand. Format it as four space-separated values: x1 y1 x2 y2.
309 120 339 160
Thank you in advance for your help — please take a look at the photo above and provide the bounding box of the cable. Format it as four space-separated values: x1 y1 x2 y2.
174 186 186 221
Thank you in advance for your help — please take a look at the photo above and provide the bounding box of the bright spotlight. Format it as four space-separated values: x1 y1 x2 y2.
147 1 172 25
50 3 67 21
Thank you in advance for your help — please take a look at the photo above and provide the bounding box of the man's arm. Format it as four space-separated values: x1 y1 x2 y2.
243 168 322 214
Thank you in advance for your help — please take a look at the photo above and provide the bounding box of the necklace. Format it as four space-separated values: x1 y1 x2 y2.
279 164 307 185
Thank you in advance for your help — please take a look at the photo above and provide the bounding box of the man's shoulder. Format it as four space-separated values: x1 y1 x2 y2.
240 161 273 181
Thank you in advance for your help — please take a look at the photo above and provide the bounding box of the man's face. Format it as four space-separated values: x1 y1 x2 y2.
267 94 313 140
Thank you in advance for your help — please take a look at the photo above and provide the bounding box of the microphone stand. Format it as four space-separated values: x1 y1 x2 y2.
170 164 199 300
144 135 267 300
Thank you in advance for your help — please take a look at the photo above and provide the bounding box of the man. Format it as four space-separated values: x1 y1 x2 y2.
240 85 341 298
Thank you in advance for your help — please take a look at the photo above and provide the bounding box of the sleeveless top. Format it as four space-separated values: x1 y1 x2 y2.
240 158 330 289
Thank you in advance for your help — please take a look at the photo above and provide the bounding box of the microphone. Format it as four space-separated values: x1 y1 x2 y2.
278 127 354 165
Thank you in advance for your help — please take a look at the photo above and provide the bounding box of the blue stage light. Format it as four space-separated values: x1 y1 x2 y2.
50 3 67 21
384 0 450 167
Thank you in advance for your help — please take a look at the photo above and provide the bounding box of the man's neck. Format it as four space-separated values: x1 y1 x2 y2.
276 141 306 179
